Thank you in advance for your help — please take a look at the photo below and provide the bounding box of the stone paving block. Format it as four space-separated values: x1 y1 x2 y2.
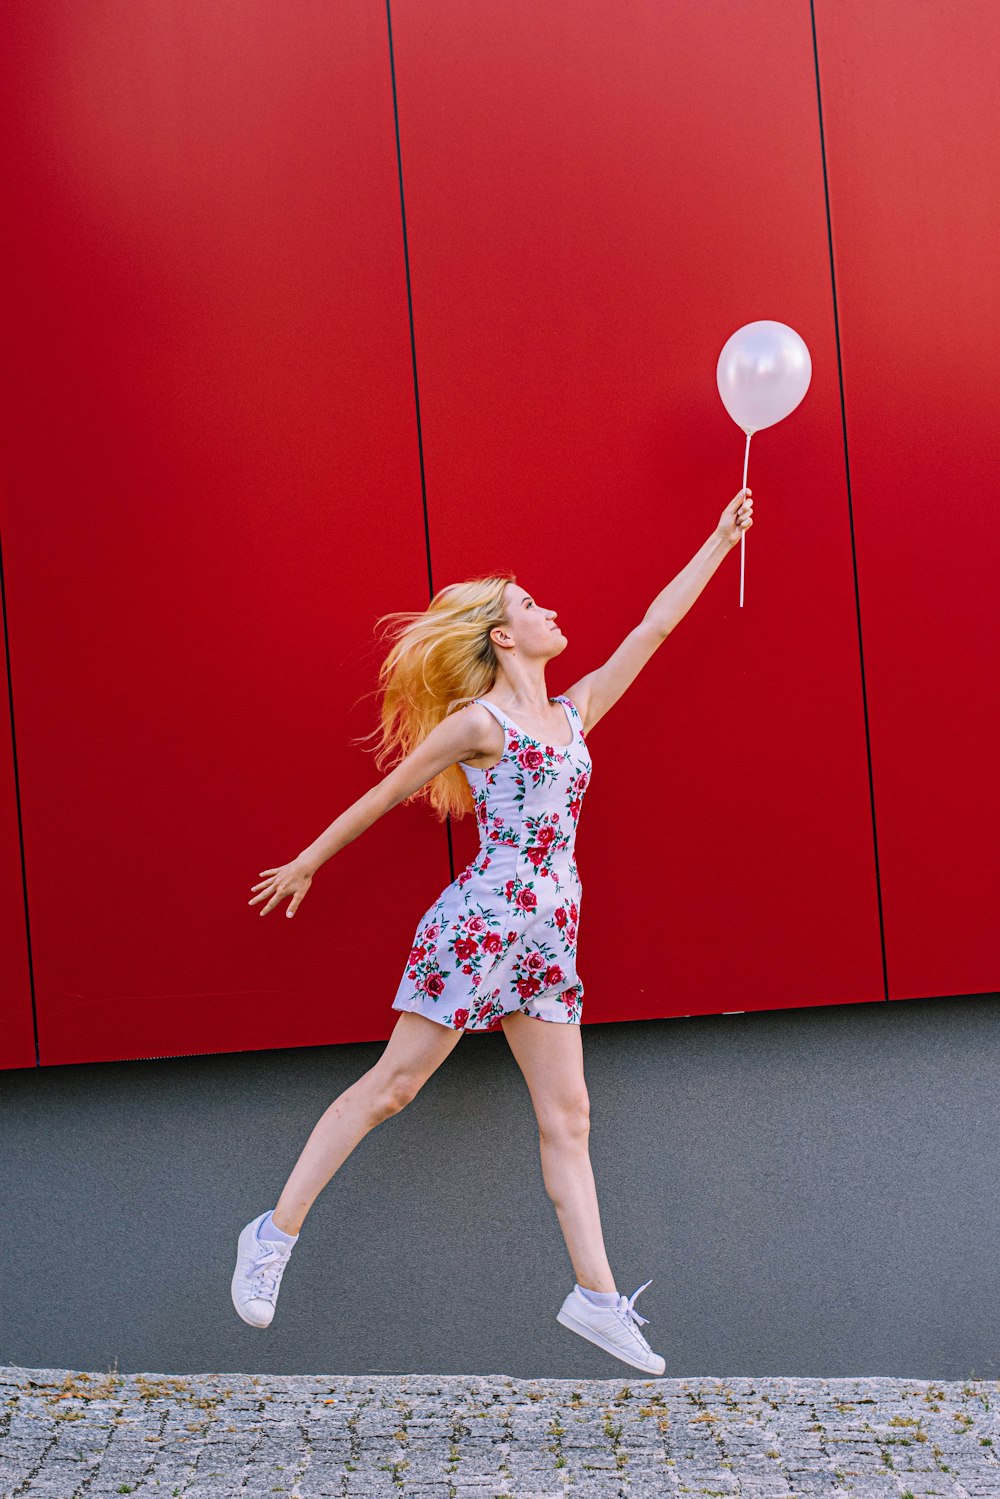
181 1487 246 1499
506 1455 565 1474
720 1487 792 1499
103 1487 167 1499
559 1480 626 1498
621 1482 678 1497
781 1478 844 1496
895 1482 958 1496
449 1487 515 1499
818 1482 899 1497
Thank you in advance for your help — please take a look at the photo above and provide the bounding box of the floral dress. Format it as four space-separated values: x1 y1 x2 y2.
391 694 592 1032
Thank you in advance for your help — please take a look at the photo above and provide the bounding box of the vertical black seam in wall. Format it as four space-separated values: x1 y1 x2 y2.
810 1 890 1002
385 0 457 883
0 526 41 1063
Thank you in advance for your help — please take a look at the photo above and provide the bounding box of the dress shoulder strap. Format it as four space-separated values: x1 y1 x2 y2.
472 698 509 731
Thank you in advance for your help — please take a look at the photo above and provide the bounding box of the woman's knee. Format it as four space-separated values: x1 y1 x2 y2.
540 1097 591 1145
360 1066 423 1121
365 1011 463 1119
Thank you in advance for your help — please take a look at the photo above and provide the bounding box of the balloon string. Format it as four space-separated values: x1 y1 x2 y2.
740 429 752 609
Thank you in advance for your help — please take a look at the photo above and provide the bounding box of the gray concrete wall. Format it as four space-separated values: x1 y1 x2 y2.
3 993 998 1379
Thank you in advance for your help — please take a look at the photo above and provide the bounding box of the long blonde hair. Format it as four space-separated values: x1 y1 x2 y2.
353 572 517 822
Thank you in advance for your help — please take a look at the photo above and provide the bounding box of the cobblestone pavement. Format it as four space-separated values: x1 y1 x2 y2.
3 1365 999 1498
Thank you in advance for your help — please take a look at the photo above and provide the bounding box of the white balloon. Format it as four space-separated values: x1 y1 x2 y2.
716 320 812 434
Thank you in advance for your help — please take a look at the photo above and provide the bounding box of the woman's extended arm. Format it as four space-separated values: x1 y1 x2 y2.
296 706 485 873
248 705 489 919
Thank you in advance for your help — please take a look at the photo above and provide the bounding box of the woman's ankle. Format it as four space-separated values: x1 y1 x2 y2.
271 1207 301 1237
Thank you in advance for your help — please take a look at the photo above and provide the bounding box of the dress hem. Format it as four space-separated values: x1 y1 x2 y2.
391 998 581 1031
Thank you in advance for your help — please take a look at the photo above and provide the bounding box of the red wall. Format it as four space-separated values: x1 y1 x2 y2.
0 0 995 1068
814 0 1000 1001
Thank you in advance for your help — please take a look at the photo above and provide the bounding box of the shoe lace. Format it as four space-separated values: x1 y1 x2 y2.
246 1243 288 1301
617 1279 654 1336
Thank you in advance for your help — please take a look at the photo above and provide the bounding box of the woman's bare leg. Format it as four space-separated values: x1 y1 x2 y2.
500 1010 616 1292
271 1011 464 1235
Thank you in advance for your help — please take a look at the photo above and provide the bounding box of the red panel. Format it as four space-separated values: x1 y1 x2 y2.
0 613 35 1069
0 1 435 1065
815 1 1000 998
391 0 883 1021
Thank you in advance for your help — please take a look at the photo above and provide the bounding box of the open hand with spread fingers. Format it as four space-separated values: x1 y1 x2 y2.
248 857 315 919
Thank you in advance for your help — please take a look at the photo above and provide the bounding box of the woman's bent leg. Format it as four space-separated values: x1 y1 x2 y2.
273 1011 464 1234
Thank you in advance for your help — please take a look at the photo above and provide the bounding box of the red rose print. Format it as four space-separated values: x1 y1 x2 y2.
526 952 545 972
515 889 537 912
483 932 503 953
408 945 426 964
477 1002 492 1020
507 932 517 943
453 1008 469 1028
519 747 545 771
545 965 564 986
516 976 542 998
537 826 555 847
466 915 487 934
454 937 478 960
425 974 445 997
554 907 568 928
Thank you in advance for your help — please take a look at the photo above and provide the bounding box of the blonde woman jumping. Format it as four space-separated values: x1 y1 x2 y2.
231 486 753 1373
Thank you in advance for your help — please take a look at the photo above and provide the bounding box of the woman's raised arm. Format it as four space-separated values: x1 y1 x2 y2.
562 488 753 734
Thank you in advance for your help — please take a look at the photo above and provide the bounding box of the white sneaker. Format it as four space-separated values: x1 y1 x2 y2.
556 1278 666 1375
231 1211 295 1328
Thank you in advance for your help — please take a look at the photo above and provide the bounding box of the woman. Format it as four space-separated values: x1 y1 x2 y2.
231 486 754 1374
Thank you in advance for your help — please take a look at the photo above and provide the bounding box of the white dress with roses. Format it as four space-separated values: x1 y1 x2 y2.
391 694 592 1032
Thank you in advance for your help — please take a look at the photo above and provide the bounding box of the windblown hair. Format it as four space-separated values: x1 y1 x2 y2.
352 572 517 823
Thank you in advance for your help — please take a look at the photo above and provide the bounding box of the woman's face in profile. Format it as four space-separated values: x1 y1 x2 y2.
501 583 566 658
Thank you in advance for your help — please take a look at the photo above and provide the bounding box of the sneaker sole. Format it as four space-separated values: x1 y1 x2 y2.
556 1305 666 1375
231 1222 274 1329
